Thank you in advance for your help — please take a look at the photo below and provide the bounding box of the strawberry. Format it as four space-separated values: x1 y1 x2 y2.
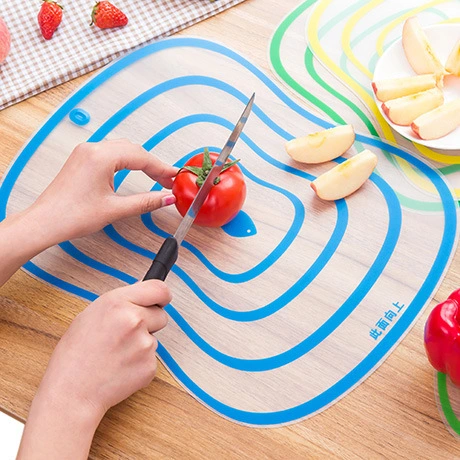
90 2 128 29
38 0 63 40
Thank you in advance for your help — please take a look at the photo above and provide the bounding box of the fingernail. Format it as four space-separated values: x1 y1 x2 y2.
161 194 176 207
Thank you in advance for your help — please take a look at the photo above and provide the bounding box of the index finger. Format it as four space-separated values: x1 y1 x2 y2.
114 279 173 308
108 140 178 189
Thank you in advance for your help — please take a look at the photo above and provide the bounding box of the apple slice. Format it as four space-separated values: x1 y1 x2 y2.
285 125 355 164
402 17 446 81
411 98 460 140
445 39 460 76
310 150 378 201
382 87 443 126
372 74 436 102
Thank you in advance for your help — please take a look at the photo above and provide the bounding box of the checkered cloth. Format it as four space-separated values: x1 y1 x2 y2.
0 0 246 110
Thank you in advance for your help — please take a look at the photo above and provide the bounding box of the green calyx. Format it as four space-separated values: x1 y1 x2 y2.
43 0 63 7
90 2 100 26
180 147 240 187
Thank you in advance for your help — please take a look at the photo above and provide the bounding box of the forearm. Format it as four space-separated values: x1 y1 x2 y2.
0 204 58 286
17 385 103 460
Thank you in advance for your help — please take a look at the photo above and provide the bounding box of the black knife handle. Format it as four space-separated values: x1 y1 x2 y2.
143 237 178 281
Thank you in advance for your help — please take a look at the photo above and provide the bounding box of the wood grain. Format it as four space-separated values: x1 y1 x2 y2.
1 0 460 458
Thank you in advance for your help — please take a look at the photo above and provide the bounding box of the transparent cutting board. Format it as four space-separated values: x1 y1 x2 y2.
1 37 458 427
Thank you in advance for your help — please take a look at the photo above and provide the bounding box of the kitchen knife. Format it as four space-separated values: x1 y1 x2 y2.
143 93 255 281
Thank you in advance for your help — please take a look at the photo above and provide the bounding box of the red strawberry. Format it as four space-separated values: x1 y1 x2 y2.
90 2 128 29
38 0 63 40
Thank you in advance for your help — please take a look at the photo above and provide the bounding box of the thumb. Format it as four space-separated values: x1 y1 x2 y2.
112 192 176 220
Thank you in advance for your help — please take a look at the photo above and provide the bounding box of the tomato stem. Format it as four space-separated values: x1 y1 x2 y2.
178 147 240 188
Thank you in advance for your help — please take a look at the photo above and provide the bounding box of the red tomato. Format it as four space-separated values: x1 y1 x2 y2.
172 150 246 227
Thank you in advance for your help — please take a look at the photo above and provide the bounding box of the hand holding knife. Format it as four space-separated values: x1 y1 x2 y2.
143 93 255 281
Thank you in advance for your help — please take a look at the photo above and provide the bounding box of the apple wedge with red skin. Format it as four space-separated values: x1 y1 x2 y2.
382 87 444 126
372 74 437 102
411 98 460 140
310 150 378 201
285 125 355 164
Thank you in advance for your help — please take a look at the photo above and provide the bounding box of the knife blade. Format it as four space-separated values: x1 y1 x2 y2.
143 93 255 281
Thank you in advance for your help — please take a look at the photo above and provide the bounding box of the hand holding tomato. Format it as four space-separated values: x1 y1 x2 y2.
172 148 246 227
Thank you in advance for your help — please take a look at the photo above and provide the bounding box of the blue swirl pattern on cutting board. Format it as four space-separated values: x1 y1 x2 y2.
0 38 457 426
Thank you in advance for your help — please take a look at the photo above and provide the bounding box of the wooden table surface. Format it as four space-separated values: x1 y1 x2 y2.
1 0 460 458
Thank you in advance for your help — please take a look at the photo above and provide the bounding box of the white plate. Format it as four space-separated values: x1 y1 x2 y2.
373 24 460 150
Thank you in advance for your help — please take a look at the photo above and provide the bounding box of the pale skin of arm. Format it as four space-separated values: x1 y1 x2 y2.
0 139 178 459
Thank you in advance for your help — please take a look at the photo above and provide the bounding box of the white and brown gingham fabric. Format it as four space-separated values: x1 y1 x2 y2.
0 0 246 110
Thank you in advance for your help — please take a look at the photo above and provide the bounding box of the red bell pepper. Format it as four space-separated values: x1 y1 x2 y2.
424 288 460 386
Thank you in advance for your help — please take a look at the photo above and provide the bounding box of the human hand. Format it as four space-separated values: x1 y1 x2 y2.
43 280 171 414
31 139 178 246
18 280 171 459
